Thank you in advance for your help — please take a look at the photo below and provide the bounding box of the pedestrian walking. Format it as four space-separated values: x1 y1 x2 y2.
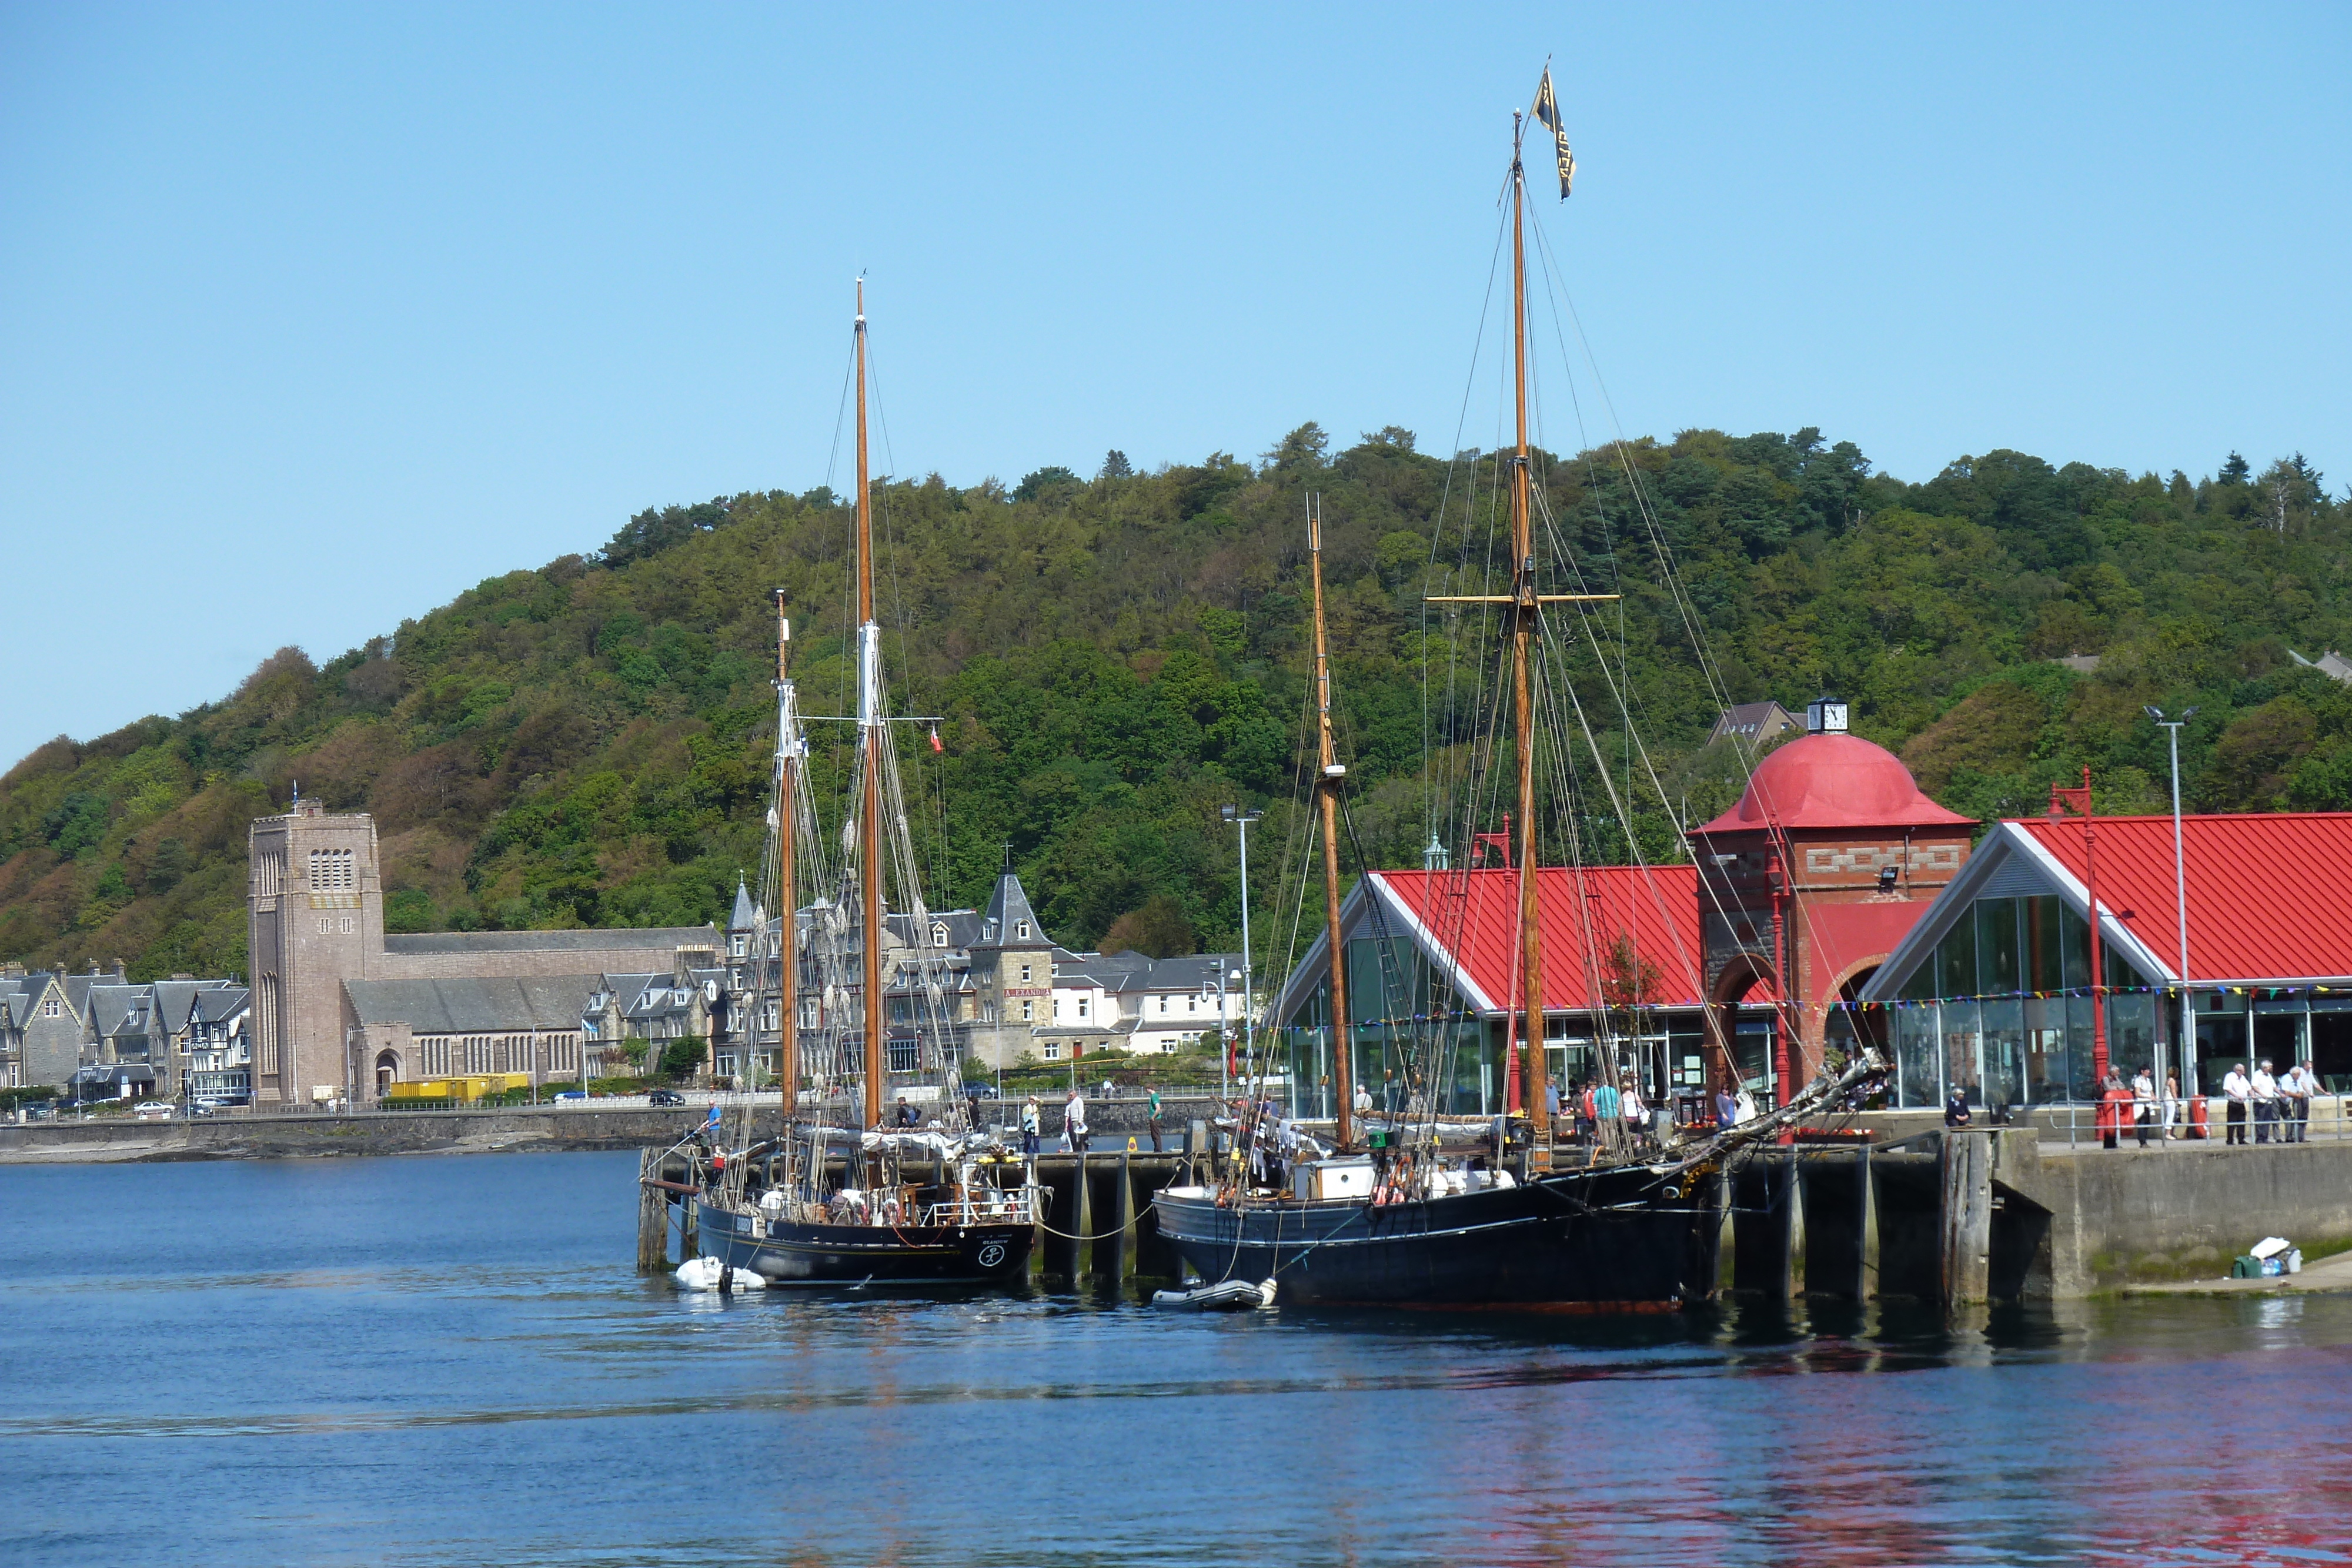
1146 1086 1164 1153
2131 1066 2156 1149
2161 1071 2181 1141
2252 1059 2280 1144
1020 1094 1041 1156
1714 1084 1737 1131
1064 1085 1088 1155
2221 1062 2252 1145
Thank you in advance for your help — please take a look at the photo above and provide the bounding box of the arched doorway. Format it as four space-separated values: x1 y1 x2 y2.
1710 955 1795 1108
374 1050 399 1100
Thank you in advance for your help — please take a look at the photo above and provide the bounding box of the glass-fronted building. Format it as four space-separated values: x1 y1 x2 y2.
1265 864 1713 1119
1858 813 2352 1107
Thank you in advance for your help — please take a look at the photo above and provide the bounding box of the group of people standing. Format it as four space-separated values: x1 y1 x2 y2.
2079 1057 2325 1148
1556 1075 1683 1152
2219 1058 2323 1145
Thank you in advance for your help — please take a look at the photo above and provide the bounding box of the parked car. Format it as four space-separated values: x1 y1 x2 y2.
133 1100 175 1120
647 1089 686 1107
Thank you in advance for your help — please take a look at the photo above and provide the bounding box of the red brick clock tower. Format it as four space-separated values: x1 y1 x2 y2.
1690 702 1975 1105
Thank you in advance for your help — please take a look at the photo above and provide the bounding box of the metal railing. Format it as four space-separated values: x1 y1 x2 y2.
2053 1094 2348 1148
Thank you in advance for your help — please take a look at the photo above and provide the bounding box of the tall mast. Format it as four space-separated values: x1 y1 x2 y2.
1310 495 1354 1149
773 591 799 1119
855 279 886 1129
1508 113 1546 1159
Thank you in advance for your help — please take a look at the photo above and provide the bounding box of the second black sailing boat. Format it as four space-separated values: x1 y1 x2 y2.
686 282 1038 1289
1154 74 1882 1308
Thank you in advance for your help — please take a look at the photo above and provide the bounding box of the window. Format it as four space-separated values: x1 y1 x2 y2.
1078 997 1088 1019
730 934 747 958
340 916 355 935
1016 921 1030 940
1021 999 1033 1022
44 997 60 1019
933 923 948 947
1158 997 1168 1015
1043 1041 1063 1061
307 849 355 891
1019 964 1032 985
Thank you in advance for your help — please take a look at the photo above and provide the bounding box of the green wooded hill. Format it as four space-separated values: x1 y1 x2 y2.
3 426 2347 984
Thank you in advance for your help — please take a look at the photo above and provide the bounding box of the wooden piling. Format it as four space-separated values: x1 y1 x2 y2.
1939 1130 1992 1305
1070 1150 1092 1285
1856 1144 1879 1302
1113 1151 1136 1283
1780 1155 1804 1298
636 1148 670 1273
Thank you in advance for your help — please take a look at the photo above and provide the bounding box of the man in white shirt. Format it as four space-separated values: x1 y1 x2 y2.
1064 1086 1088 1155
2131 1067 2157 1148
2221 1062 2253 1146
2250 1059 2280 1145
2283 1059 2318 1144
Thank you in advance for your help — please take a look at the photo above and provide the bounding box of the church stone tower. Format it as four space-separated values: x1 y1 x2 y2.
247 799 382 1102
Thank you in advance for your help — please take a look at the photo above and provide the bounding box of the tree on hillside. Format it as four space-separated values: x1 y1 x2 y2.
1100 896 1195 959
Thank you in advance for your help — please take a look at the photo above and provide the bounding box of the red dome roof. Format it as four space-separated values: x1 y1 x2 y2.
1695 731 1972 834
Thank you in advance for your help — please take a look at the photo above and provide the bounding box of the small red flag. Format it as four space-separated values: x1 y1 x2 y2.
928 725 943 753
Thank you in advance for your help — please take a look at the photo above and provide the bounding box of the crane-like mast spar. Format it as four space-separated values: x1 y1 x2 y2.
855 280 886 1129
1309 496 1354 1150
1508 113 1545 1161
773 591 798 1115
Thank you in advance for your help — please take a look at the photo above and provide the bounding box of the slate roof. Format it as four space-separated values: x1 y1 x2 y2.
382 925 718 956
730 880 758 933
980 865 1049 948
1105 953 1246 996
346 975 606 1034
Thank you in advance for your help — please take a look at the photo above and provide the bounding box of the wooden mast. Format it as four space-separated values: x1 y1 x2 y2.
1309 494 1354 1149
855 280 886 1129
773 590 798 1118
1508 113 1547 1159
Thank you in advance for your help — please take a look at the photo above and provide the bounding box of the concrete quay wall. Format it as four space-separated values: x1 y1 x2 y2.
2010 1136 2352 1293
1748 1131 2352 1302
0 1105 718 1162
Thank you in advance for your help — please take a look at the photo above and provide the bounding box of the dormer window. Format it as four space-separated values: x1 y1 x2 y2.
933 923 948 947
1016 920 1030 940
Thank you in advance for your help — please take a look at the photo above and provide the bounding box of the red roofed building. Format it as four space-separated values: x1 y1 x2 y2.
1269 864 1712 1119
1690 717 1976 1106
1860 812 2352 1110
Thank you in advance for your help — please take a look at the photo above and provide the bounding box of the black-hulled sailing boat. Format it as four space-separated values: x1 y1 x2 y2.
1152 77 1882 1308
685 282 1038 1288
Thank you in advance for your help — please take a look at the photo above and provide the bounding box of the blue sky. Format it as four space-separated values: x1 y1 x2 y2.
4 2 2346 766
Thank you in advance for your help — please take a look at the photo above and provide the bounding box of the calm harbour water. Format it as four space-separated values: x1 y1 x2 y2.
3 1152 2348 1567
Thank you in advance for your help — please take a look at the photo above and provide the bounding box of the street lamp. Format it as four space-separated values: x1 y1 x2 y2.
1221 806 1264 1109
2146 706 2199 1098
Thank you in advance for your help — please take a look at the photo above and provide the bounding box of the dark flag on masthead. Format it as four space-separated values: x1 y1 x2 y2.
1531 65 1574 199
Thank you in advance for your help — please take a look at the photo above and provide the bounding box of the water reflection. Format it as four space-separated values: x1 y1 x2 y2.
1 1154 2347 1568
